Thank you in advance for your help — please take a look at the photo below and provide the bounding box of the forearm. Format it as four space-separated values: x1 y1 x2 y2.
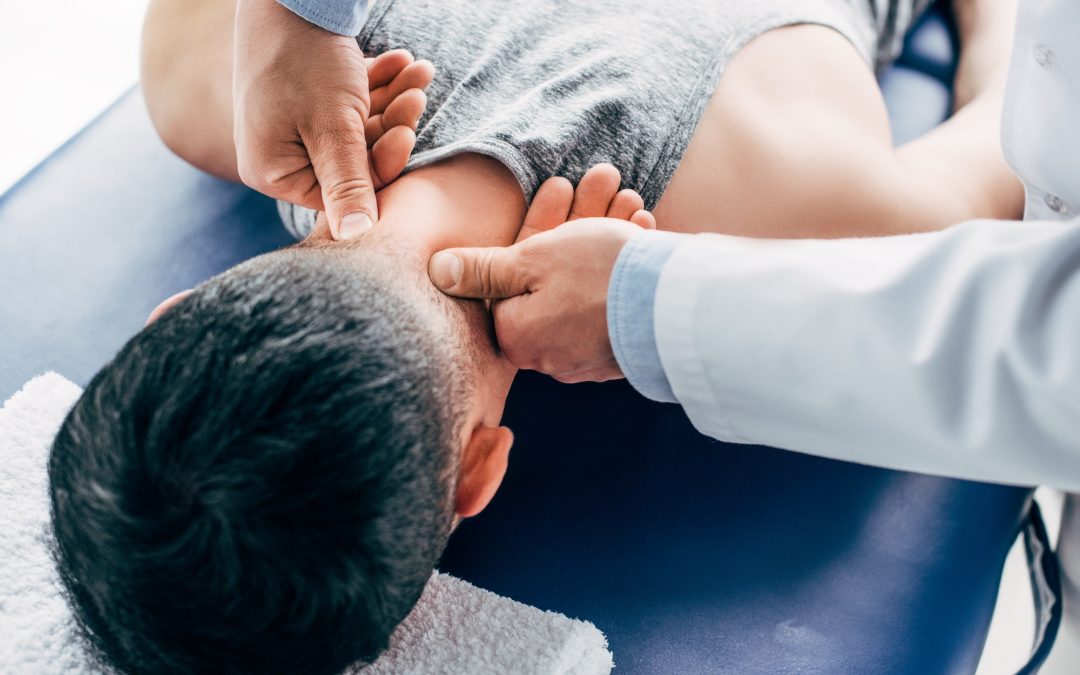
617 218 1080 490
892 0 1022 223
142 0 239 181
951 0 1018 110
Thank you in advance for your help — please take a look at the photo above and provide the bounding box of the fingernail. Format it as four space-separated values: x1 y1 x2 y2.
429 252 463 289
339 212 373 240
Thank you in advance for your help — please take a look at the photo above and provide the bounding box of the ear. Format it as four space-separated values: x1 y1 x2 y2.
455 426 514 518
145 289 195 326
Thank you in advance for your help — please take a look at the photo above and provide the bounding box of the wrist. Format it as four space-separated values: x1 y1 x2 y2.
606 230 683 403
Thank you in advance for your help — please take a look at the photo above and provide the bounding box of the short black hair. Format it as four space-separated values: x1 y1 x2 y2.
49 247 467 674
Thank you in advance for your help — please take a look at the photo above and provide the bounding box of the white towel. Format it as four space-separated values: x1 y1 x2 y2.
0 373 614 675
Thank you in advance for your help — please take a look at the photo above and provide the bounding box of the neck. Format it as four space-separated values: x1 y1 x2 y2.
365 153 525 428
371 154 527 257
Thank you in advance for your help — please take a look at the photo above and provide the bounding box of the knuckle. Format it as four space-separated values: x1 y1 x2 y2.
259 171 285 192
307 108 367 144
474 249 501 297
500 337 531 370
537 356 563 377
516 242 542 264
518 356 544 373
322 175 375 203
513 245 544 281
235 157 258 187
533 343 570 376
524 245 552 271
497 326 536 370
500 340 526 368
237 163 276 195
498 304 527 337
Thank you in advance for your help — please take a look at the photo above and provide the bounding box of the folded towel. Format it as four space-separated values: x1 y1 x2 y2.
0 373 613 675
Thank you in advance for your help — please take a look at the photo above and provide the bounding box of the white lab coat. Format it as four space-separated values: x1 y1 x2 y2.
651 0 1080 662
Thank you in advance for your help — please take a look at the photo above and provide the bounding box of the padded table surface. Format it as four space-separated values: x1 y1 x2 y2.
0 7 1034 673
442 373 1029 674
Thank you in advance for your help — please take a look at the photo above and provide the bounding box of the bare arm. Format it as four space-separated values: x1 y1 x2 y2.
653 8 1022 240
141 0 238 180
893 0 1021 224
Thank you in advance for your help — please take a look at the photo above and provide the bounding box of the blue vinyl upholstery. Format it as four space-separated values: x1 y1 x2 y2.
0 97 293 398
881 7 958 145
0 5 1034 673
441 373 1030 673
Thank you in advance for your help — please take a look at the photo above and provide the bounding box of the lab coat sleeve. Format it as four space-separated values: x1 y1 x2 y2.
277 0 368 36
645 217 1080 491
608 231 683 403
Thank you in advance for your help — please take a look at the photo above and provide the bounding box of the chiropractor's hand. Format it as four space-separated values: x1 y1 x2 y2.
431 219 642 382
233 0 428 239
429 165 655 382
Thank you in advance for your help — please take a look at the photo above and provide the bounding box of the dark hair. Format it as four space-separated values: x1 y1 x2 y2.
49 248 467 674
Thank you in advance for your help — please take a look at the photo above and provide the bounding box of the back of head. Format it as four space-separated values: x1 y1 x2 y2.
49 248 466 674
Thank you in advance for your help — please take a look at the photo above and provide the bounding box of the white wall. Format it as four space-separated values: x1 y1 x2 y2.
0 0 150 193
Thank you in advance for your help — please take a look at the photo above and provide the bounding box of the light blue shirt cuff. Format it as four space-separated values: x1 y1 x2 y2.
277 0 368 36
607 230 682 403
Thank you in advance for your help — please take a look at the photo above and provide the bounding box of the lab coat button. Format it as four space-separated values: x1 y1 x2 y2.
1033 44 1054 69
1044 193 1068 215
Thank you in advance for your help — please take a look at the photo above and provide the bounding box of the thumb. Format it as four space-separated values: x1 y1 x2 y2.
310 134 380 240
429 246 531 299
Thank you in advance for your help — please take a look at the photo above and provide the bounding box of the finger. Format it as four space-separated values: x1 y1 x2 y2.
259 164 324 212
552 362 624 384
307 122 379 239
365 88 427 143
369 61 434 117
518 177 573 243
553 370 622 385
607 189 646 221
370 60 435 115
236 142 324 212
366 49 414 93
428 246 530 299
382 88 427 131
630 209 657 229
490 299 536 369
569 163 622 220
364 114 386 148
368 126 416 189
146 289 195 326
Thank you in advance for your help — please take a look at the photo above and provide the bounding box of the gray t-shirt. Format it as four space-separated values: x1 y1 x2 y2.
279 0 926 238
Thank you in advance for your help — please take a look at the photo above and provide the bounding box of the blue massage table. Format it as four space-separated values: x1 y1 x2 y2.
0 6 1059 673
